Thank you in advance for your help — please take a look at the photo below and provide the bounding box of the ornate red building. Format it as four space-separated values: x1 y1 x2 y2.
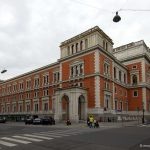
0 26 150 122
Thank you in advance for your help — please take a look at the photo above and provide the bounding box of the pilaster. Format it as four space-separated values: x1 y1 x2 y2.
94 50 100 108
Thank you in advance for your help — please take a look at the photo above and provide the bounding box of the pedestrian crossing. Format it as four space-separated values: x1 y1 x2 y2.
0 128 92 149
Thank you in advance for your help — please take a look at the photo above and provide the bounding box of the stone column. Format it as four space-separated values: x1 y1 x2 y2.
69 92 79 122
54 93 62 122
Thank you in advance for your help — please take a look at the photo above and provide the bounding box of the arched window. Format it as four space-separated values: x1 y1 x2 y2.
71 45 74 54
76 43 78 52
103 40 105 49
132 74 138 85
67 46 70 55
114 67 116 79
124 73 126 83
85 39 88 49
119 71 122 81
80 41 83 50
106 42 108 51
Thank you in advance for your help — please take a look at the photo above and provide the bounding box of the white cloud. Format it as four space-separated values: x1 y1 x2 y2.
0 0 150 80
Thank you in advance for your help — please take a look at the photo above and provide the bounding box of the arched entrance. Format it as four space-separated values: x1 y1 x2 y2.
61 95 69 120
78 95 86 120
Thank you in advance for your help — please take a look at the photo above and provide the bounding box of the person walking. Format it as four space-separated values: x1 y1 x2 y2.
89 115 94 128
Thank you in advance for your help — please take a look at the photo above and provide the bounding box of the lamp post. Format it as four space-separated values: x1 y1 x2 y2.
142 102 145 124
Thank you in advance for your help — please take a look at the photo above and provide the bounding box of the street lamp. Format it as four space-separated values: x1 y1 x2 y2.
113 11 121 22
1 69 7 74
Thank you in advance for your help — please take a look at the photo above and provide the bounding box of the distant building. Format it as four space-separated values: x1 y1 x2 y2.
0 26 150 122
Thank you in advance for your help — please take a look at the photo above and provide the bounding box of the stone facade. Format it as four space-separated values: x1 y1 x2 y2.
0 26 150 122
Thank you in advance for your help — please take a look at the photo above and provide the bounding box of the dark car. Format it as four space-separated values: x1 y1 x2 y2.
25 118 33 125
33 118 42 125
50 117 55 125
41 116 55 125
0 118 6 123
41 118 51 125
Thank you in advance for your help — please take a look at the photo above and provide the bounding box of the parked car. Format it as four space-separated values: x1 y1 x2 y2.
25 118 33 125
41 116 55 125
0 118 6 123
33 118 42 125
41 118 51 125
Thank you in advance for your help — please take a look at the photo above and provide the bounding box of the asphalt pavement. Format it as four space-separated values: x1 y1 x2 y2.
0 121 149 150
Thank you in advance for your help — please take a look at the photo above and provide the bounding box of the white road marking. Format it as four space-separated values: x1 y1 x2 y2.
24 134 53 140
13 136 43 142
1 137 31 144
47 130 81 134
0 140 17 147
140 144 150 148
47 131 80 135
34 133 62 138
44 133 70 136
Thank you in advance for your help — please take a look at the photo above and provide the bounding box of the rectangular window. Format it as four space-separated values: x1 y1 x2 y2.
43 89 49 96
70 63 84 78
34 91 39 98
133 91 138 97
132 65 137 69
19 104 22 112
44 103 48 111
34 103 39 112
19 82 24 91
34 78 40 88
115 87 117 93
115 100 118 110
26 93 30 99
120 101 123 111
26 104 30 112
53 72 60 83
43 74 49 85
13 84 17 92
104 63 110 75
26 80 31 89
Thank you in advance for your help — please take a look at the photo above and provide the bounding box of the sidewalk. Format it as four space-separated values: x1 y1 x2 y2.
49 121 139 128
5 121 140 128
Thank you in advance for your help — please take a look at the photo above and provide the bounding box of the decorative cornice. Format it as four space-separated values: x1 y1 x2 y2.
0 62 59 85
119 54 150 63
60 26 113 47
113 40 150 53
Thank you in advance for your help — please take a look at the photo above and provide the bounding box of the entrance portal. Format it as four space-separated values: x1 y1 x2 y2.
61 95 69 120
78 95 85 120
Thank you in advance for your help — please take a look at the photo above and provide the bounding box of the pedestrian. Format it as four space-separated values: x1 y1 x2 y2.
87 117 90 127
94 120 99 128
89 115 94 128
66 119 71 126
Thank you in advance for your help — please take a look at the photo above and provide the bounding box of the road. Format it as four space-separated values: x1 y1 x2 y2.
0 122 150 150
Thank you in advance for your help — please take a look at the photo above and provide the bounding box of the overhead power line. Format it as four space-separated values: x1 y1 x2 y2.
70 0 150 13
119 9 150 12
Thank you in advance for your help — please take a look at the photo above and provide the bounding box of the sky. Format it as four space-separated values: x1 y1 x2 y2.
0 0 150 80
